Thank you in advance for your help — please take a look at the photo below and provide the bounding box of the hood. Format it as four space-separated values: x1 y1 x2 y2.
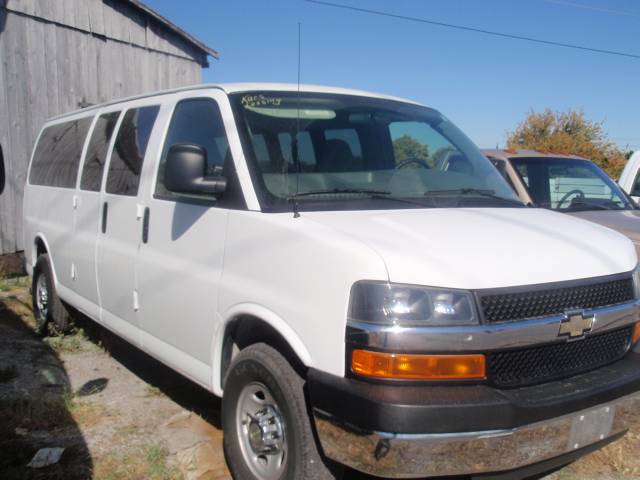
304 208 637 289
568 210 640 246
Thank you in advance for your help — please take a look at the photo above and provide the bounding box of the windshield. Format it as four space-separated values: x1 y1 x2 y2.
510 157 633 211
230 92 521 211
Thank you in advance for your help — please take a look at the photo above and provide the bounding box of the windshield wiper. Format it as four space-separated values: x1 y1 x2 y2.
288 188 434 208
290 188 392 198
423 188 524 206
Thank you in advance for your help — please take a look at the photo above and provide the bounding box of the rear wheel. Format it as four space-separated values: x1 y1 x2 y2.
32 254 73 335
222 343 338 480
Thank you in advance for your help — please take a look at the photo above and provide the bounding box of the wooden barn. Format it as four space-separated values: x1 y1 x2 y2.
0 0 218 255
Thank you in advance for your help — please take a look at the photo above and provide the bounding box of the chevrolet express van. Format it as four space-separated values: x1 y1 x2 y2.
23 84 640 479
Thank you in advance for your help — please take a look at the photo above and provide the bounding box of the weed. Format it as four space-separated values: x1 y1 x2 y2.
0 275 30 293
67 396 108 428
144 385 164 397
93 443 182 480
0 395 73 433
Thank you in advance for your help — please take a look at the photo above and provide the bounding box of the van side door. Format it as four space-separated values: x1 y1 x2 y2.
96 104 161 341
135 91 242 387
71 110 121 318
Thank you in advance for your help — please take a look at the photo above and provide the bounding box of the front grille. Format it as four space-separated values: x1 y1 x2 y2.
487 326 633 388
479 277 634 323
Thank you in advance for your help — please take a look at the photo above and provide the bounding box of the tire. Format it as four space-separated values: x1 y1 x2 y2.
32 254 73 335
222 343 338 480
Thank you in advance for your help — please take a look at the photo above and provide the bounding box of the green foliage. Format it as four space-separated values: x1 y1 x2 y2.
506 109 628 179
393 135 429 164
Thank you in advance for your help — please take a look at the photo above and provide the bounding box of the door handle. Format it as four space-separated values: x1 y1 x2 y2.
101 202 108 234
142 207 150 244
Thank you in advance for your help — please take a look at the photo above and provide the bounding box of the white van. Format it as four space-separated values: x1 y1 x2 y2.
23 84 640 479
619 151 640 203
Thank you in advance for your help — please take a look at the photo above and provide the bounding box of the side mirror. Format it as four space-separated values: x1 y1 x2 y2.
164 144 227 196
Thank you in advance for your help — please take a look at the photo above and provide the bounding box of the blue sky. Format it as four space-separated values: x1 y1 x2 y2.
145 0 639 150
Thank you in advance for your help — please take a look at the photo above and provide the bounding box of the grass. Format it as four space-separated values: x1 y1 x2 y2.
0 275 30 293
46 331 87 354
0 395 75 433
144 385 164 397
68 397 108 428
93 444 182 480
0 392 108 437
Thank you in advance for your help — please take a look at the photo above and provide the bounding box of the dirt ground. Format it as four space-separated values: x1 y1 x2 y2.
1 277 639 480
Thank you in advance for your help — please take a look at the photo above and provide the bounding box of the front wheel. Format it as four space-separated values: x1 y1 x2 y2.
32 254 73 335
222 343 338 480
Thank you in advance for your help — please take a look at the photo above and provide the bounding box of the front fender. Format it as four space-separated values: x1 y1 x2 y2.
211 303 312 396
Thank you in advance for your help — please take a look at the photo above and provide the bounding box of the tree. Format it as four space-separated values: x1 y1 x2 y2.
506 109 627 179
393 135 429 165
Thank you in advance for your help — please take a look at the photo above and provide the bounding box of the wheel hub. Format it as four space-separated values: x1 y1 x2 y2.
247 406 284 454
236 381 288 480
36 275 49 317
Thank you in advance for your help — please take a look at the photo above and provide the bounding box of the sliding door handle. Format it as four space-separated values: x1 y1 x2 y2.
101 202 108 234
142 207 150 244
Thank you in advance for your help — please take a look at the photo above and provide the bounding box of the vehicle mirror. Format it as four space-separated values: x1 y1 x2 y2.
164 144 227 196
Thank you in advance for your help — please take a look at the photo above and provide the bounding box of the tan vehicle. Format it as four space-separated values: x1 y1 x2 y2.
484 150 640 252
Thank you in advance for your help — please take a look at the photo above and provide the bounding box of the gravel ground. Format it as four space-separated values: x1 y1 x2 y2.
0 280 639 480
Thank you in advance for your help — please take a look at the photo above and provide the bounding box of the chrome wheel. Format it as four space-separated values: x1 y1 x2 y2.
236 381 287 480
35 274 49 320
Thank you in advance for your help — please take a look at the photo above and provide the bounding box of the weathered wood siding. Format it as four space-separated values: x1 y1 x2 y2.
0 0 206 254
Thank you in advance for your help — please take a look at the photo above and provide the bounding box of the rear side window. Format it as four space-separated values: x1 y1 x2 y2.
81 111 120 191
106 105 160 196
156 98 229 196
29 118 93 188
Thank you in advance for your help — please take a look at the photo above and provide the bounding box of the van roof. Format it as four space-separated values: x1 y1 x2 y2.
482 149 588 162
49 83 422 122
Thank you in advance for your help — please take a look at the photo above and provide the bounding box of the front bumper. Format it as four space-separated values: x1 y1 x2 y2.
308 353 640 478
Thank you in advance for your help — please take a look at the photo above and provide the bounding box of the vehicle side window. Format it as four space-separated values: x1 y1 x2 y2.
324 129 362 159
29 118 93 188
488 157 517 191
390 121 463 171
81 111 120 192
156 98 229 197
631 172 640 197
106 105 160 196
278 132 317 170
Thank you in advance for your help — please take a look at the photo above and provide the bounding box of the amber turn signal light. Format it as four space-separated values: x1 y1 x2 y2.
632 322 640 346
351 349 486 380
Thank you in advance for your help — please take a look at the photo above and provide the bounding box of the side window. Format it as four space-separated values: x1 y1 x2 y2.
390 121 459 170
156 98 229 197
278 132 316 170
631 172 640 197
106 105 160 196
29 118 93 188
81 111 120 191
324 129 362 159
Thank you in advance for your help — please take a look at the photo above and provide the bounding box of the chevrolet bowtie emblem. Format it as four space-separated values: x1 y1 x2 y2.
558 311 594 339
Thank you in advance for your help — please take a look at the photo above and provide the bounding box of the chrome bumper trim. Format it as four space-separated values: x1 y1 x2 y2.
347 300 640 352
314 392 640 478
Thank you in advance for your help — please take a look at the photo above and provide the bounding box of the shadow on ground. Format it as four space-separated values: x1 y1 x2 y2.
0 296 92 479
72 312 222 430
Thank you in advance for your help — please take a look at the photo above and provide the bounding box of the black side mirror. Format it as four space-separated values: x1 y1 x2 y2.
164 144 227 196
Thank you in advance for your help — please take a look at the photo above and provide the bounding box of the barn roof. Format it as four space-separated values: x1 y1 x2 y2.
124 0 219 59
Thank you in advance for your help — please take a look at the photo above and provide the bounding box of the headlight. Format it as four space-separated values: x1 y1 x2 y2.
348 281 478 327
